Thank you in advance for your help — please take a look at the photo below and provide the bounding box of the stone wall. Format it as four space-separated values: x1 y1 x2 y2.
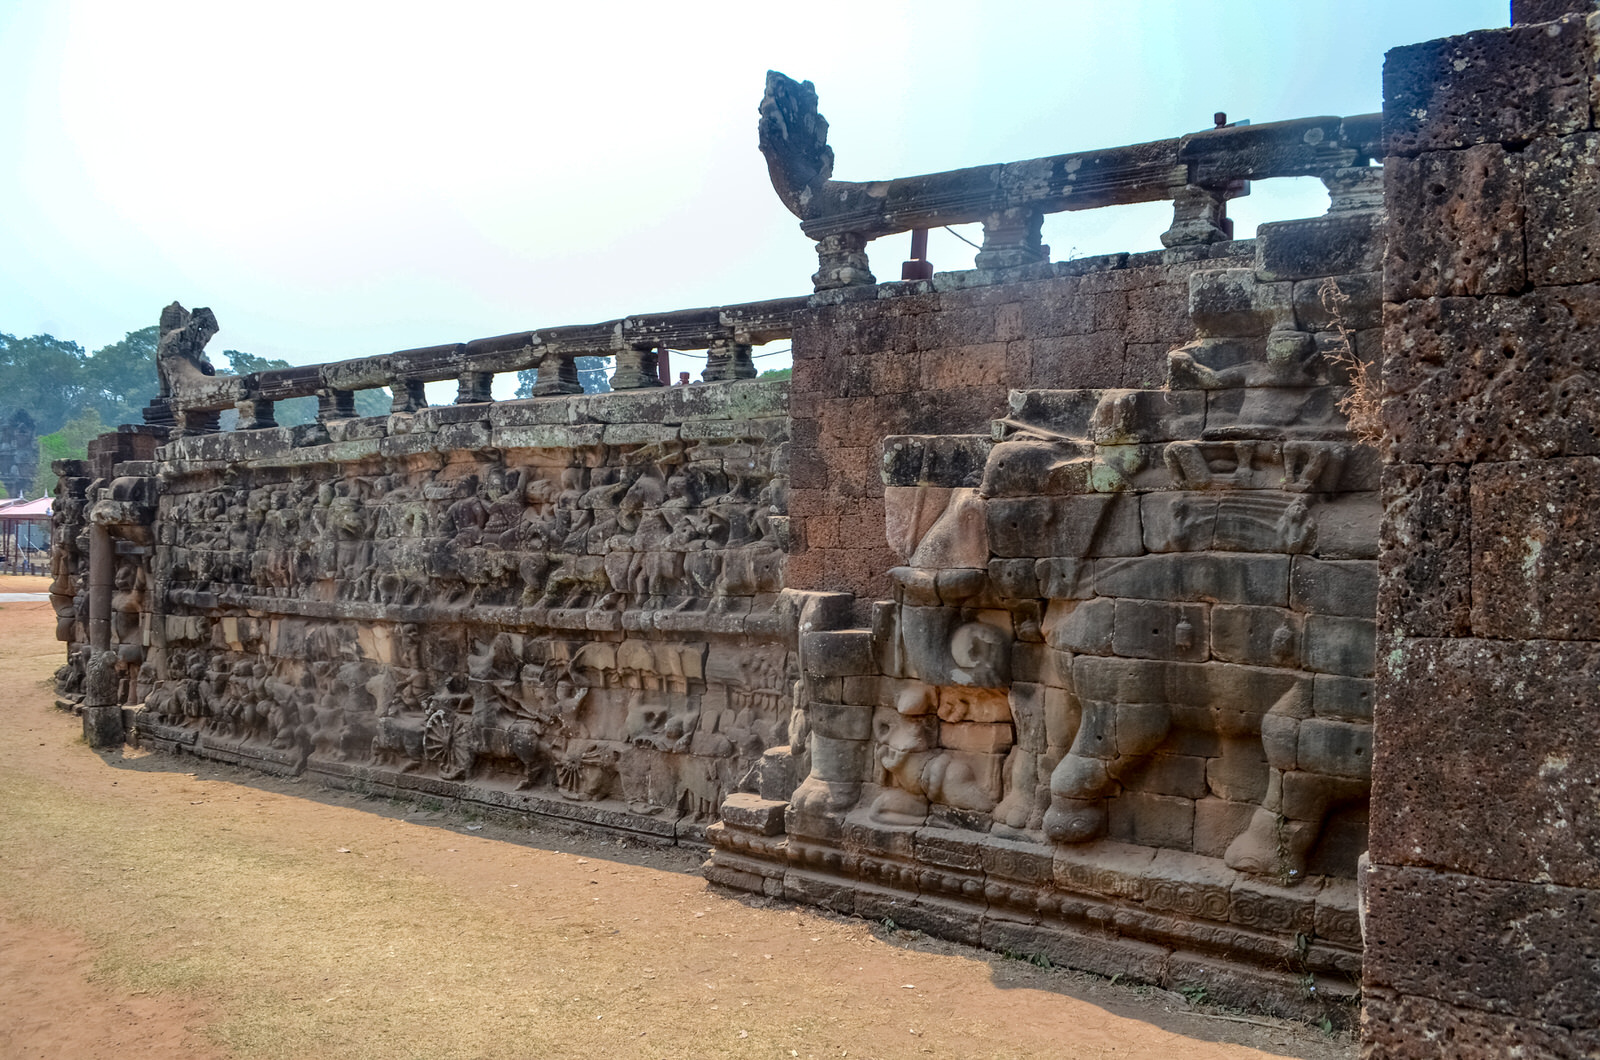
49 66 1415 1027
710 182 1384 1021
1364 4 1600 1056
53 383 813 842
787 248 1242 610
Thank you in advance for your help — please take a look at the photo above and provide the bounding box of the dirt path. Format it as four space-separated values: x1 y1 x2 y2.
0 599 1354 1060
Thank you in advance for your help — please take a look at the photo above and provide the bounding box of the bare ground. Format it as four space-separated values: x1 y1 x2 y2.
0 598 1355 1060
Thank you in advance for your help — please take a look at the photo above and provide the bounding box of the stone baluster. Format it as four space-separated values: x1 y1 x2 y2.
388 378 428 414
973 207 1049 269
812 232 875 291
174 408 221 434
236 397 277 430
611 343 664 390
1161 184 1231 247
530 350 582 397
454 370 494 405
316 387 356 422
701 337 756 382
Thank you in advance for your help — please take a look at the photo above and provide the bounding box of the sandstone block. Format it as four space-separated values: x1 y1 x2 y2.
1297 718 1373 779
1189 270 1293 338
1256 212 1384 283
1107 790 1195 850
720 793 789 836
1095 553 1290 607
1042 597 1115 655
1192 797 1257 859
1290 557 1376 617
1302 614 1376 677
802 630 878 677
938 721 1014 754
1313 674 1374 722
1111 599 1210 663
986 494 1143 558
1210 605 1302 668
1119 753 1209 800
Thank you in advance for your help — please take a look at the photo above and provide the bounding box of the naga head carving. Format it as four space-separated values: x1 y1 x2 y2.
155 301 219 397
759 70 834 218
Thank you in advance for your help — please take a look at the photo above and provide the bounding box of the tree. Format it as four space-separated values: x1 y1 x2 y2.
0 333 88 435
31 408 103 496
84 327 160 426
757 366 792 380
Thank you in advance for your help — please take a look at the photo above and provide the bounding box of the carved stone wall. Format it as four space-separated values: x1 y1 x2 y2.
54 384 816 842
51 78 1406 1027
709 185 1383 1020
786 247 1245 611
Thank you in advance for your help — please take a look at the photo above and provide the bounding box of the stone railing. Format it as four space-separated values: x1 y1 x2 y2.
149 295 811 432
760 69 1382 287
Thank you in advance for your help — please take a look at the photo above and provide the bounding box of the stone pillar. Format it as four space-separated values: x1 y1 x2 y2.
973 207 1048 269
529 351 582 397
389 378 428 413
701 338 756 382
82 523 122 747
610 344 664 390
1366 10 1600 1055
812 232 874 291
1161 184 1230 248
236 398 277 430
316 388 356 422
454 371 493 405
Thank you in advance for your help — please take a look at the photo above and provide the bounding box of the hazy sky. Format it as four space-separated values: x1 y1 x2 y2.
3 0 1506 383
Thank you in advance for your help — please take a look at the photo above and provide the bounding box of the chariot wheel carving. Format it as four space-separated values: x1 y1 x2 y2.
423 709 473 780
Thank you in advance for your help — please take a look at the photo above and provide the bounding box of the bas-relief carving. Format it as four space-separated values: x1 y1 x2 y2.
117 423 797 823
806 364 1376 885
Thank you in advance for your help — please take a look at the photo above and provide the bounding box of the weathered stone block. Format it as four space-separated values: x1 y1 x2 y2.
1471 458 1600 640
1189 270 1294 338
1384 143 1525 302
1383 20 1594 156
1034 558 1093 599
1256 212 1384 283
809 702 874 741
1297 718 1373 779
1364 863 1600 1023
801 630 878 677
1378 463 1471 638
1292 272 1382 333
1106 791 1195 850
1514 0 1600 23
1192 797 1257 859
1119 753 1209 800
1525 132 1600 286
1313 674 1374 722
986 494 1143 558
938 721 1014 754
1210 605 1302 668
1385 293 1600 465
720 793 789 836
1290 557 1376 617
1111 599 1210 662
1363 987 1600 1060
1041 597 1114 655
1372 637 1600 888
1095 553 1290 607
1302 614 1376 677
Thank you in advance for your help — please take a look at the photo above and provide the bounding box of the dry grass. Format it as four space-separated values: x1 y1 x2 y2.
1318 279 1383 448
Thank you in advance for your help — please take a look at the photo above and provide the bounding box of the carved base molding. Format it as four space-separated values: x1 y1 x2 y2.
709 808 1361 1024
131 716 710 845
